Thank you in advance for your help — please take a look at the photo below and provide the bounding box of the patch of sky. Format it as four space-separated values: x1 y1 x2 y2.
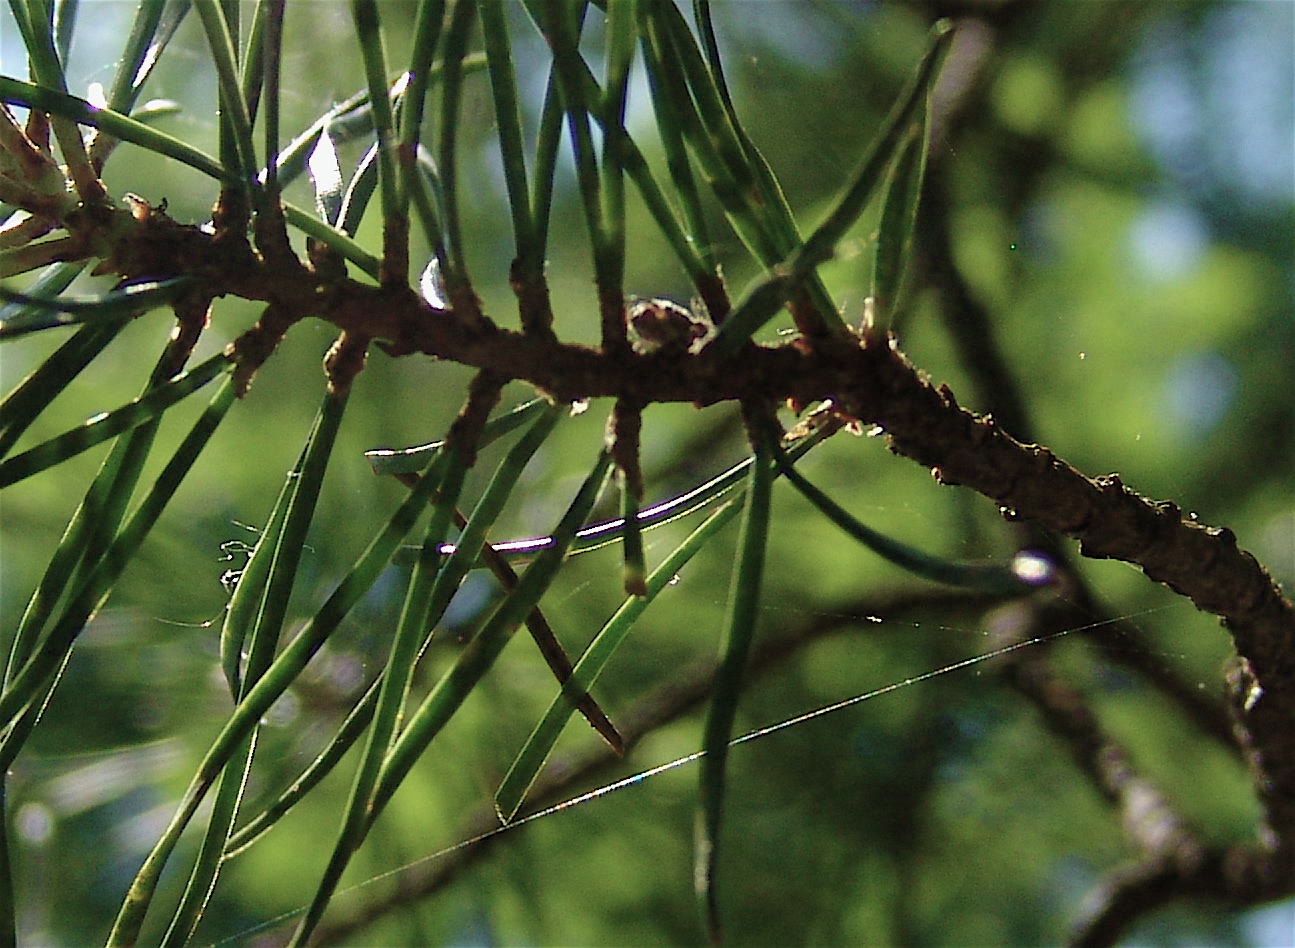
0 11 27 80
62 6 141 94
1129 198 1209 282
1243 898 1295 948
0 3 138 94
1125 7 1291 299
494 6 656 211
1128 5 1295 207
1159 351 1238 441
1127 18 1205 188
1201 4 1295 207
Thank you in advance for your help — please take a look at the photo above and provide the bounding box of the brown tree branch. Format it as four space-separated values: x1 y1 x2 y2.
850 341 1294 876
1069 846 1289 948
6 140 1291 938
907 25 1273 930
989 595 1223 948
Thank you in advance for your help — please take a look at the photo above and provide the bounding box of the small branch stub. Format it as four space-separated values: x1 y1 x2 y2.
323 331 370 396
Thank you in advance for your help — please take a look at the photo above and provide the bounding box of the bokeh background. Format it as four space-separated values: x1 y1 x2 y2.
1 2 1292 945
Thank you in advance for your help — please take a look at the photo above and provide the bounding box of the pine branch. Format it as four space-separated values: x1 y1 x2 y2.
9 198 1292 857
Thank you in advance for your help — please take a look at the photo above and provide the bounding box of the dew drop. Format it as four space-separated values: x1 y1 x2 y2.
1011 550 1055 586
418 257 449 310
15 802 53 845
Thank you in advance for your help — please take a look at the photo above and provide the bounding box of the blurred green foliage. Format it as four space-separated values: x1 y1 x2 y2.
0 2 1291 946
